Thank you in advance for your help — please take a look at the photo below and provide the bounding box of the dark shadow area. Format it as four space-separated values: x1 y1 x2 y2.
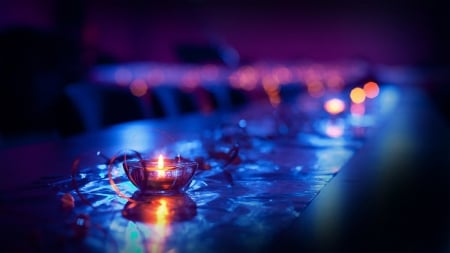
0 26 82 146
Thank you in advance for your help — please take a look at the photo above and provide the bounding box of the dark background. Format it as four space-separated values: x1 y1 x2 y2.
1 0 449 65
0 1 449 252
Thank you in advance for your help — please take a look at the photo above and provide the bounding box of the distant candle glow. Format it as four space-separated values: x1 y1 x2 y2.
306 81 325 98
272 66 292 84
363 81 380 98
350 87 366 104
262 75 281 107
325 122 344 138
324 98 346 115
129 79 148 97
230 65 258 91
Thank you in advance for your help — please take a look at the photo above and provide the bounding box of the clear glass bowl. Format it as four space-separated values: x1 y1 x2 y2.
123 158 197 195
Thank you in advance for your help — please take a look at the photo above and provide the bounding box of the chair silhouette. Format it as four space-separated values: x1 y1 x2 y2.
64 83 155 132
150 85 204 117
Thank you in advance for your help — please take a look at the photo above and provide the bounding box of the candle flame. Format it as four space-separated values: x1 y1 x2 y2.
157 154 165 178
157 154 164 169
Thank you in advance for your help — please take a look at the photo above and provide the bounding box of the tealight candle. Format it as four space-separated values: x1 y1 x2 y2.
123 154 197 195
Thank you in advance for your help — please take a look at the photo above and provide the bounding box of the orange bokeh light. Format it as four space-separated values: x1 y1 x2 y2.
306 81 325 98
262 75 281 107
239 66 259 91
324 98 346 115
350 87 366 104
129 79 148 97
363 81 380 99
272 66 292 84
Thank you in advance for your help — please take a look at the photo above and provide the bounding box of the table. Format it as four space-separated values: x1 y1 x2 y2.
0 79 448 252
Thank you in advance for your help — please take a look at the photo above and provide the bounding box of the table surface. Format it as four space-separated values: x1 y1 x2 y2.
0 80 449 252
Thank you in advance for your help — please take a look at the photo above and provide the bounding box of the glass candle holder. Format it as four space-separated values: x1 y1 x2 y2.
123 157 197 195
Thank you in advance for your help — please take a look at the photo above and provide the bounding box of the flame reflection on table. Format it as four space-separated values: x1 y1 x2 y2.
121 193 197 253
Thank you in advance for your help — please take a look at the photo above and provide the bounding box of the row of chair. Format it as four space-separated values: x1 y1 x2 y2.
62 82 252 135
0 80 304 148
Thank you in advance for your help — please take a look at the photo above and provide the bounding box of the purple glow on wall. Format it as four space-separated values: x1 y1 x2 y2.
0 0 445 65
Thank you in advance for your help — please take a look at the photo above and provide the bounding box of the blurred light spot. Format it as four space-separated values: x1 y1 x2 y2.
324 98 346 115
326 72 345 91
146 69 165 86
325 121 344 138
120 222 144 252
228 71 240 88
272 66 292 84
350 102 365 116
378 85 400 114
114 68 133 86
294 166 303 172
295 66 306 82
363 81 380 98
239 66 259 91
181 71 200 90
304 70 320 84
238 119 247 128
307 81 325 98
172 140 203 155
350 87 366 104
201 64 219 81
129 79 148 97
262 75 281 107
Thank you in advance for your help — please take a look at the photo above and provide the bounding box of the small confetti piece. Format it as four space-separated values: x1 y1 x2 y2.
60 193 75 210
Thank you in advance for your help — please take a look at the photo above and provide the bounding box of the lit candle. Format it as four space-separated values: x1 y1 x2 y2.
122 154 198 195
144 154 175 191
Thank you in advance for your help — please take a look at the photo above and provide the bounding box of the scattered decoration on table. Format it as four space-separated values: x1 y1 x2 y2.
60 193 75 210
72 214 91 239
27 80 399 253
